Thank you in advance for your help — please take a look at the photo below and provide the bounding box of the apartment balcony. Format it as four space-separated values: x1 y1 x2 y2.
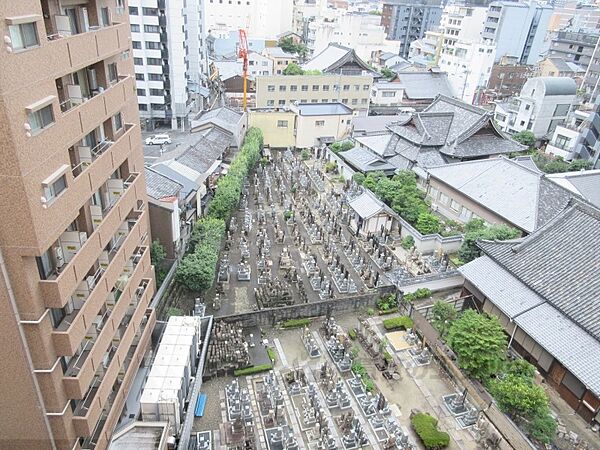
40 173 143 309
2 21 130 91
51 221 149 358
60 258 150 400
72 301 155 438
60 75 134 139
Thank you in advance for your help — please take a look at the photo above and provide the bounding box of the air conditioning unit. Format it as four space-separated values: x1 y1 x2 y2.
53 245 65 269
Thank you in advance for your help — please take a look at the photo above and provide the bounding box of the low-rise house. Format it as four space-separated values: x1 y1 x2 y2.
292 102 353 148
459 200 600 422
248 51 274 77
425 156 572 234
190 106 247 148
547 169 600 208
261 47 299 75
347 189 396 237
494 77 577 139
248 108 297 148
370 82 405 107
145 168 186 261
377 51 408 69
538 57 585 85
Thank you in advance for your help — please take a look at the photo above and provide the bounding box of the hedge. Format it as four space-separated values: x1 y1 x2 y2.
267 347 277 362
234 364 273 376
383 316 414 331
411 413 450 449
281 318 311 328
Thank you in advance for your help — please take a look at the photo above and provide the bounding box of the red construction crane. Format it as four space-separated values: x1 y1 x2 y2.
238 29 249 111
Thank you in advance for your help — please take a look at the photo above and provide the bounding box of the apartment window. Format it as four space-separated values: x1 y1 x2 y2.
290 85 297 92
129 6 139 15
322 99 328 102
148 73 162 81
354 85 360 91
450 199 460 212
554 104 570 116
135 73 145 81
144 25 160 33
132 41 142 49
525 104 530 110
341 99 348 104
278 100 285 106
101 7 111 26
143 7 159 16
43 174 67 203
323 85 329 91
139 104 148 111
151 103 165 110
554 134 571 149
279 85 287 92
134 57 143 65
267 100 275 106
131 24 140 32
36 249 55 281
343 85 350 91
460 207 472 221
382 91 396 98
107 63 118 83
147 58 162 65
363 85 370 91
311 99 318 103
28 104 54 132
315 120 325 127
301 85 308 91
439 193 449 204
9 22 39 51
300 99 307 103
361 98 367 104
351 98 358 105
112 112 123 131
267 85 275 92
312 85 319 91
150 89 164 96
277 120 288 128
146 41 160 49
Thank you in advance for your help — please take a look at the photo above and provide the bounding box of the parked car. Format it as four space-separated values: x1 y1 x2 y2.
145 134 171 145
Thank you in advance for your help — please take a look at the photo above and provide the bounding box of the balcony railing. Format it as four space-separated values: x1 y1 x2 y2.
54 267 105 332
60 75 129 114
72 139 115 178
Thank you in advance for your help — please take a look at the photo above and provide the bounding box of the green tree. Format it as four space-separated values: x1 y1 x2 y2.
401 235 415 250
458 223 520 263
277 37 309 60
447 310 507 380
489 375 549 418
431 301 457 337
380 67 395 79
175 249 217 292
506 358 536 379
150 240 166 267
300 149 311 160
416 212 441 235
527 411 557 445
512 130 536 148
352 173 366 185
282 62 304 75
569 159 592 171
543 159 571 173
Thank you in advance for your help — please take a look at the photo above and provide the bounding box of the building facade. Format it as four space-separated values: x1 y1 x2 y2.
380 0 443 58
482 1 553 65
494 77 577 138
486 57 533 101
130 0 208 130
204 0 294 38
0 2 156 450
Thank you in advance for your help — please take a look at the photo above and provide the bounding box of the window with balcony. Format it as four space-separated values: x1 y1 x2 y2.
129 6 139 15
8 22 39 51
28 103 55 132
146 41 160 50
131 24 140 32
144 25 160 33
112 113 123 132
147 58 162 65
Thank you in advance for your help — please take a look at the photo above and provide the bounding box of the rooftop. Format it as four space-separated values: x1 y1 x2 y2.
340 146 397 173
296 102 353 116
301 43 379 76
351 115 407 135
348 190 393 219
547 169 600 208
144 167 183 201
109 421 170 450
191 106 243 137
426 156 572 232
262 47 298 59
392 71 455 100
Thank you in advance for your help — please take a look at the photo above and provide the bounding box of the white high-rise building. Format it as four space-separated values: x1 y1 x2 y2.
204 0 294 38
426 4 496 103
130 0 208 130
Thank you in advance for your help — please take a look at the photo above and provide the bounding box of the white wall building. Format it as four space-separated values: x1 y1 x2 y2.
130 0 208 130
434 4 495 103
546 109 591 160
494 77 577 138
370 82 405 107
248 51 274 77
307 12 400 63
482 1 553 65
204 0 294 38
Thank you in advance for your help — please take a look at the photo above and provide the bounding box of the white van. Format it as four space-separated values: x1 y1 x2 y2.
145 134 172 145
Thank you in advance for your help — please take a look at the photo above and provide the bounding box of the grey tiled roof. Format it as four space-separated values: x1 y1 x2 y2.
514 303 600 397
352 115 408 135
393 71 455 100
548 169 600 208
340 146 397 173
348 190 387 219
479 200 600 339
355 133 393 156
191 107 242 136
145 167 183 200
176 135 227 174
513 155 543 174
427 157 572 232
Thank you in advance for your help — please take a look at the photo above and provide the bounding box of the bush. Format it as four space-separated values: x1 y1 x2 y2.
281 318 311 328
363 377 375 392
527 410 557 445
414 288 432 299
234 364 273 376
267 347 277 362
416 212 441 235
330 140 354 154
283 210 293 221
348 329 357 340
300 149 311 160
458 220 520 263
367 307 375 316
353 173 366 185
401 235 415 250
377 294 397 312
383 316 414 331
411 413 450 449
324 161 337 173
351 361 367 377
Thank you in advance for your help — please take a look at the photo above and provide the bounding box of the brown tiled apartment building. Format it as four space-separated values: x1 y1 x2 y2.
0 2 156 450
